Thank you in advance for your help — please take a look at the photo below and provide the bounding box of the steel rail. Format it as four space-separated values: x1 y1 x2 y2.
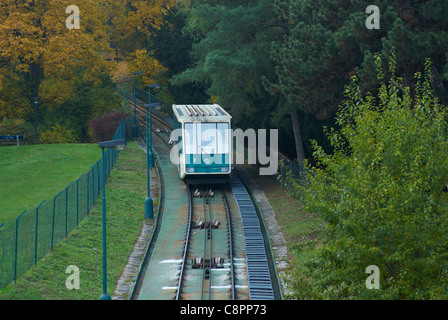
203 192 213 300
200 194 207 299
222 191 235 300
176 185 193 300
135 102 172 130
207 195 213 299
135 111 171 147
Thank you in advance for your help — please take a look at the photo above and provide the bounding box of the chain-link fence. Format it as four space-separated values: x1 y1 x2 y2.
276 156 306 187
275 151 318 208
0 119 127 288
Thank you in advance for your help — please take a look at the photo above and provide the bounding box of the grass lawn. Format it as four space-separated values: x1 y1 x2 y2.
0 141 156 300
0 144 101 224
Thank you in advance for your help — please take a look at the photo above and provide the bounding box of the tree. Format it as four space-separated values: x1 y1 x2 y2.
172 0 281 131
105 0 177 56
284 54 448 299
0 0 122 141
269 0 448 163
127 49 167 86
148 4 209 105
0 0 113 101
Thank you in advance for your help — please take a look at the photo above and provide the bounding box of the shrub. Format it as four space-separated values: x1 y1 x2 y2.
0 118 35 144
88 111 125 142
285 54 448 299
39 124 79 144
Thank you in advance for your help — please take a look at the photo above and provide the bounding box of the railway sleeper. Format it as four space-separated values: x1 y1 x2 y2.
191 257 225 269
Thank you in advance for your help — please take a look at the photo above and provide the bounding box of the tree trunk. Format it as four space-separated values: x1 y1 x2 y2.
290 106 305 164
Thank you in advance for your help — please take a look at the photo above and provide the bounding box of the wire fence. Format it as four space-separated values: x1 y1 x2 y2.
0 119 127 288
276 156 307 189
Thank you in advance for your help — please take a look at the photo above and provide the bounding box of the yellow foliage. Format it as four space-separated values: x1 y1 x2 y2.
0 0 113 84
0 70 31 120
0 11 43 73
112 60 132 86
39 124 78 144
0 99 29 120
121 0 176 34
0 0 177 109
128 49 167 86
38 78 76 108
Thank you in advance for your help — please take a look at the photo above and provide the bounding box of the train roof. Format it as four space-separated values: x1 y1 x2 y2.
172 104 232 123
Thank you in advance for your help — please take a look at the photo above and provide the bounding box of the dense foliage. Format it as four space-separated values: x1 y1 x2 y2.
283 55 448 299
1 1 446 152
172 0 280 130
168 0 448 161
0 0 121 142
0 0 175 143
1 0 448 299
89 111 126 143
269 0 448 161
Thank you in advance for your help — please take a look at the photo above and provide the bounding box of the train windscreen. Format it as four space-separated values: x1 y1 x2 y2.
184 122 229 155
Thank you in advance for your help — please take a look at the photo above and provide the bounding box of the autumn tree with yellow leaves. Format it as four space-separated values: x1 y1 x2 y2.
0 0 175 142
107 0 176 89
0 1 113 104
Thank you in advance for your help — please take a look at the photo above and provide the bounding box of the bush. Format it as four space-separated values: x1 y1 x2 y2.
0 118 35 144
88 111 125 142
285 54 448 299
39 124 79 144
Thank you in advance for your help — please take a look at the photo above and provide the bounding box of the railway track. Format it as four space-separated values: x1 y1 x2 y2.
176 186 238 300
134 103 172 147
128 98 275 300
130 100 246 300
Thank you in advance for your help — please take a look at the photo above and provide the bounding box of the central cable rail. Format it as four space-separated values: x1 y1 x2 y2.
201 193 212 300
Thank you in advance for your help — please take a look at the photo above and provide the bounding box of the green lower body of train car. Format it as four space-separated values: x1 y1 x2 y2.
185 154 231 173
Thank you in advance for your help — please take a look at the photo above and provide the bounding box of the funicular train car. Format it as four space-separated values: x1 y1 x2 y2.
172 104 232 184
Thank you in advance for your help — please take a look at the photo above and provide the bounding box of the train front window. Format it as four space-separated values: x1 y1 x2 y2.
184 122 229 155
217 123 229 154
184 123 197 155
200 123 217 154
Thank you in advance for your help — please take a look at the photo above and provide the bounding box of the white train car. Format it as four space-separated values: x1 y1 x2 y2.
172 104 232 184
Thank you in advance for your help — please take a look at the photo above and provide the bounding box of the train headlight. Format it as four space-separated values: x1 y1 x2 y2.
187 167 195 173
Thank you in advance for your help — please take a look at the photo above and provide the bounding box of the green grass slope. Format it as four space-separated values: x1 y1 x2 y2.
0 144 100 223
0 141 153 299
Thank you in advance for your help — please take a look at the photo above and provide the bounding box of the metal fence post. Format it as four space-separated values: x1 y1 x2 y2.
87 172 90 215
76 178 79 229
52 191 62 250
35 201 45 266
91 166 94 205
97 162 102 201
14 211 26 283
91 167 94 208
65 186 68 237
51 197 55 250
